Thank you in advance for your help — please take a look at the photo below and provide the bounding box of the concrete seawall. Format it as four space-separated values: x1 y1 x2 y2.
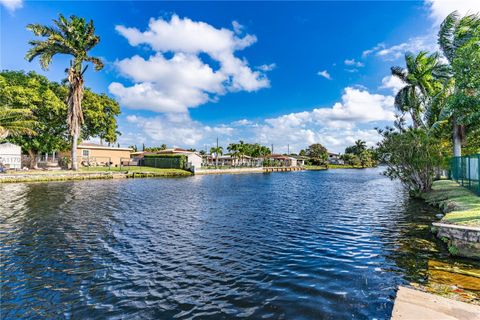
433 222 480 259
392 286 480 320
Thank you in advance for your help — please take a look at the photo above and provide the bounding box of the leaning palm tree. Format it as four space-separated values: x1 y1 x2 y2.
391 51 449 129
25 14 103 170
438 11 480 157
0 106 36 139
210 146 223 168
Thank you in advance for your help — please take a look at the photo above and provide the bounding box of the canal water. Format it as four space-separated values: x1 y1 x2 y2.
1 168 479 319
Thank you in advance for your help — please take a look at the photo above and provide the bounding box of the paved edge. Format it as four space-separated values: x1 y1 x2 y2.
392 286 480 320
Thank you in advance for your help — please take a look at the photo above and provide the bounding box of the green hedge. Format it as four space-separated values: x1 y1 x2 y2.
142 154 187 169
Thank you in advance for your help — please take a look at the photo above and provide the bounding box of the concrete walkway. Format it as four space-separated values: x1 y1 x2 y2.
392 286 480 320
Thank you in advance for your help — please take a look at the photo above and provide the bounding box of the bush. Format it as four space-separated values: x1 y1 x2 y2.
377 128 447 197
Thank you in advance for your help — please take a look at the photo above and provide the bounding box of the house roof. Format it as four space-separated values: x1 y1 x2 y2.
78 142 132 151
266 154 296 160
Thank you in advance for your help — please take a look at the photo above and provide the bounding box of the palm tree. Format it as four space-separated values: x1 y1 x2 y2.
438 11 480 157
25 14 103 170
354 139 367 152
210 146 223 167
391 51 449 129
0 106 36 139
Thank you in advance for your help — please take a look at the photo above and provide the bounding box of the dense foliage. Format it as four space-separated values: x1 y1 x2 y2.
0 70 120 168
378 10 480 195
305 143 328 165
226 141 271 158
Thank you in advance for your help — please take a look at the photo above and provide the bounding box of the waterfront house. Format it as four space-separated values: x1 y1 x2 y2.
61 143 132 167
0 142 21 169
203 154 263 167
328 152 344 165
292 155 308 166
134 148 203 171
265 154 298 167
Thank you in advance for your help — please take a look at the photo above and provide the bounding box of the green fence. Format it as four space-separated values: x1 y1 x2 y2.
451 154 480 195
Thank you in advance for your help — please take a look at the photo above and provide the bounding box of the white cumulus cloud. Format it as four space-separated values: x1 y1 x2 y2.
110 15 271 113
380 75 406 95
426 0 480 25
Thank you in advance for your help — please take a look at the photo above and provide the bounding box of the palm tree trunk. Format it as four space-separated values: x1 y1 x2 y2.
216 154 218 168
71 134 78 170
67 67 85 171
452 117 462 157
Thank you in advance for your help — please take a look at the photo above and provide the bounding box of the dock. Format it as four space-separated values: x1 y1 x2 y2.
263 166 304 172
392 286 480 320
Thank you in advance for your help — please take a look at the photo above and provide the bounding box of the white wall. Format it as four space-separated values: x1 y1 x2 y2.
0 143 22 169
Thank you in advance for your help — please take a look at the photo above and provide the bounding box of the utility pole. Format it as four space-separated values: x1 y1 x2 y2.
216 137 219 168
287 144 290 155
271 144 274 154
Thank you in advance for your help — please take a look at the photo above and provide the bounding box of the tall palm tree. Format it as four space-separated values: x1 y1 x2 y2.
0 106 36 139
391 51 449 129
210 146 223 167
25 14 103 170
438 11 480 157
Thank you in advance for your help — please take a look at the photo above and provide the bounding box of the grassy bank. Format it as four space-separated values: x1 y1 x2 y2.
423 180 480 226
0 167 192 183
80 166 191 175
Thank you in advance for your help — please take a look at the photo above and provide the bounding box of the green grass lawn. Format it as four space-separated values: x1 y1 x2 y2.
423 180 480 226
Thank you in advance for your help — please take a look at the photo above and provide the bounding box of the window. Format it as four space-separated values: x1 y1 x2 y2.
82 149 90 157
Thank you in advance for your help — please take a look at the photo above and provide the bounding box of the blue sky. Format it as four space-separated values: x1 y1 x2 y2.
1 0 479 153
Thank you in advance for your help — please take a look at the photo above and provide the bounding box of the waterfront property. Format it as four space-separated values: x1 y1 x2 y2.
0 142 21 169
265 154 298 167
133 148 203 171
61 143 132 168
202 154 263 167
328 152 344 165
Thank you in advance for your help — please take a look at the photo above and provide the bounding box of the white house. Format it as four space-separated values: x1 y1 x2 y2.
0 142 22 169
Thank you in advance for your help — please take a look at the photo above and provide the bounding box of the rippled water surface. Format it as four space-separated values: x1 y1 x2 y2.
1 168 479 319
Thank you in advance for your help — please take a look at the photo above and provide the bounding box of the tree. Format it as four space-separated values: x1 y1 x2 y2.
377 126 447 196
438 11 480 156
26 14 104 170
210 146 223 167
306 143 328 165
0 70 120 168
345 139 367 155
391 51 449 129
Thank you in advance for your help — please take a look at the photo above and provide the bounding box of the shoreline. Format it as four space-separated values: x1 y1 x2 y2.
0 165 378 183
422 180 480 260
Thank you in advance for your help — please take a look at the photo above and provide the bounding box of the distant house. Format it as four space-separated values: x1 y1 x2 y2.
203 154 262 167
265 154 298 167
328 152 344 165
155 148 203 170
0 142 21 169
61 142 132 167
134 148 203 171
292 155 309 166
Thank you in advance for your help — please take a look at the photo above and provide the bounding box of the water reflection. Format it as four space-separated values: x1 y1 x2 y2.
0 169 479 319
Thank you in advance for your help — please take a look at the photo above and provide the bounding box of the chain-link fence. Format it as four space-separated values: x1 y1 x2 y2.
451 154 480 195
